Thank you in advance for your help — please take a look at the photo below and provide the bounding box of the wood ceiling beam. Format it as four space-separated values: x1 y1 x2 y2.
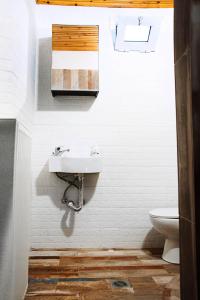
36 0 174 9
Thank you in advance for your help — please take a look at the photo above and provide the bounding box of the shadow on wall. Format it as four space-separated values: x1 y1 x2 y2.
36 161 99 237
37 38 96 111
142 228 165 249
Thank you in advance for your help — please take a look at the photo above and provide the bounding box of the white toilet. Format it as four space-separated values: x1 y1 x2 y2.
149 207 179 264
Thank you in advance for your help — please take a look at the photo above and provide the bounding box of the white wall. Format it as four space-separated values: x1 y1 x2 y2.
32 7 178 248
0 0 36 298
0 0 36 130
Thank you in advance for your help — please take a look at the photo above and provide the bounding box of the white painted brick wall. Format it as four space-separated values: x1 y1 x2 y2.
0 1 36 298
0 0 36 130
32 7 178 248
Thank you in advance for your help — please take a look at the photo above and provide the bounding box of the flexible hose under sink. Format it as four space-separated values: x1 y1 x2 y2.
56 172 84 212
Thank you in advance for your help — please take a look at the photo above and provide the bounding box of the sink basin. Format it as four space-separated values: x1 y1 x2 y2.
49 145 102 174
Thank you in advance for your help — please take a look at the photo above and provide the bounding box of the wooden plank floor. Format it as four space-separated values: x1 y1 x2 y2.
25 249 180 300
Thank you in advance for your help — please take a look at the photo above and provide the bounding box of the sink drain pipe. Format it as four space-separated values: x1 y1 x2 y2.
56 173 84 212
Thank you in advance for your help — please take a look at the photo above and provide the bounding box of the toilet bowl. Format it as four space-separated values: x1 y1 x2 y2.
149 208 179 264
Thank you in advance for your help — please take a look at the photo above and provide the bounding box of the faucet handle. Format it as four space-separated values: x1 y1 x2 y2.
91 145 100 156
53 146 70 156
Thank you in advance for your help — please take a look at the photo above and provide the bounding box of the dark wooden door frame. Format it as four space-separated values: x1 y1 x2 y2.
174 0 199 299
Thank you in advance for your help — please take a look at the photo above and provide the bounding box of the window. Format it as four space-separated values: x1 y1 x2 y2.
114 16 161 53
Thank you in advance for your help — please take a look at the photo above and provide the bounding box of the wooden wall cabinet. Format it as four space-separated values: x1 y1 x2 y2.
51 25 99 97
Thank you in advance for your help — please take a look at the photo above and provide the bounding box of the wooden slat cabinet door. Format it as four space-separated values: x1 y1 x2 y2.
51 25 99 97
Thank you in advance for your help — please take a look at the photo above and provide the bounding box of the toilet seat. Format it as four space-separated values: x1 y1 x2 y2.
149 208 179 219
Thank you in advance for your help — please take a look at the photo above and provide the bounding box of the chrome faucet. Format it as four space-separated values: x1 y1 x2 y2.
53 146 70 156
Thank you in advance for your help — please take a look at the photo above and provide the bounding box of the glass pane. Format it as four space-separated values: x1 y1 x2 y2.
124 25 151 42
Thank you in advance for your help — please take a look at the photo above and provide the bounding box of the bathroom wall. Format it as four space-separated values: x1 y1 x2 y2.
0 0 36 298
32 7 178 248
0 0 36 130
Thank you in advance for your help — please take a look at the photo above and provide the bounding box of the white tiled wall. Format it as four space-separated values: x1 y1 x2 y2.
32 7 178 248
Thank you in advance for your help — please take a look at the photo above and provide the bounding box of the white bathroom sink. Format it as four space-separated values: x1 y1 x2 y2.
49 145 102 174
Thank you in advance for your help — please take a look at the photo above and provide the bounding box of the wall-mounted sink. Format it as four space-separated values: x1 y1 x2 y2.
49 145 102 174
